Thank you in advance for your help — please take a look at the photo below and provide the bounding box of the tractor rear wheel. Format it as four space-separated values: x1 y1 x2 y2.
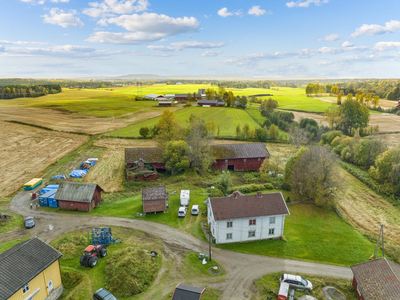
89 256 98 268
79 255 86 267
100 248 107 258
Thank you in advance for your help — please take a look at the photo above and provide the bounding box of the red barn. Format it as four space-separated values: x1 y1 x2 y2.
142 186 169 214
159 101 172 106
210 143 270 171
351 257 400 300
197 100 225 107
55 182 103 212
125 148 166 172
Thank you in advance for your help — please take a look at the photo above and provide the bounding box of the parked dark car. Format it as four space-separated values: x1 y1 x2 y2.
93 288 117 300
25 216 35 229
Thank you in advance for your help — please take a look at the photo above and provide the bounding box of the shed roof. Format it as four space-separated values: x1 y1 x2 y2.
209 192 289 221
172 283 205 300
142 186 168 201
0 237 63 299
145 94 162 98
351 257 400 299
55 182 103 203
125 147 164 164
211 143 270 160
198 100 218 104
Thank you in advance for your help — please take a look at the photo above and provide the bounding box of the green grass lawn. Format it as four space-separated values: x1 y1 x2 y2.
217 203 379 266
108 106 260 138
0 211 25 234
254 272 357 300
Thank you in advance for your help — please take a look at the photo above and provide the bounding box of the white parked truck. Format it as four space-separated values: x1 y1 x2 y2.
180 190 190 206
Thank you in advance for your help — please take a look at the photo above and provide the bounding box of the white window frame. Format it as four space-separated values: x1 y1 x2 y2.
244 159 247 162
48 280 53 293
248 230 256 238
269 217 276 225
227 221 232 228
226 233 232 240
357 285 362 295
269 228 275 235
22 284 30 295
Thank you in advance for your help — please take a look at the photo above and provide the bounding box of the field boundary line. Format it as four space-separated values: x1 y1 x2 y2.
6 120 92 136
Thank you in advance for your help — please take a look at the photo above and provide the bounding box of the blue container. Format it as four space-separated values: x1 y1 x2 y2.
39 190 56 207
48 194 58 208
39 184 59 195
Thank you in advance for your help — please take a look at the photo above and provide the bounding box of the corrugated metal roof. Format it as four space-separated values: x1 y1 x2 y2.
211 143 271 159
0 237 63 299
55 182 103 203
351 258 400 300
210 192 289 221
198 100 218 104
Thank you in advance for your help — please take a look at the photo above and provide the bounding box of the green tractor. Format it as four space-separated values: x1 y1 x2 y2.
79 245 107 268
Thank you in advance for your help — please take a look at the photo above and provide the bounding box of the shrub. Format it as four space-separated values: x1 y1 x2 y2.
52 234 87 260
263 119 272 128
105 247 159 297
139 127 150 138
320 130 342 145
300 118 318 129
265 183 274 190
286 196 291 203
243 173 259 183
256 127 269 142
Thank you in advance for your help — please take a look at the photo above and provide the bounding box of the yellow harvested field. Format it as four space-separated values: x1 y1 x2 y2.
312 96 398 109
0 107 166 135
0 121 88 199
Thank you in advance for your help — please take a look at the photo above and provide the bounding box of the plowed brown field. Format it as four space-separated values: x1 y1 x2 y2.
0 121 88 198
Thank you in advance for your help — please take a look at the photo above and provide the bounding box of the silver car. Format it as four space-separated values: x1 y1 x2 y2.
279 274 313 291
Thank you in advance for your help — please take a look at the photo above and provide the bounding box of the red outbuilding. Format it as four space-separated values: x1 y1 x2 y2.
159 101 172 106
197 100 225 107
142 186 169 214
55 182 103 212
351 257 400 300
125 148 166 172
211 143 270 171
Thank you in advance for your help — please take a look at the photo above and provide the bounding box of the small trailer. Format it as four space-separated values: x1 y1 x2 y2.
24 178 42 190
278 282 289 300
180 190 190 206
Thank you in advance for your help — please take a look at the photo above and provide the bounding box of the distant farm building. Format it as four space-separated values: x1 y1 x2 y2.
142 186 169 214
158 101 172 106
144 94 166 101
197 100 225 107
211 143 270 171
164 94 176 100
55 182 103 212
174 94 189 101
126 158 158 181
125 148 166 173
351 257 400 300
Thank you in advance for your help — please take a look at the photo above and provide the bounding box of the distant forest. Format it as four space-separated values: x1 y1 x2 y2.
0 84 62 99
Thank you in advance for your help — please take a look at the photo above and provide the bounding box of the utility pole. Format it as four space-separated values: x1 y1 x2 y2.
374 224 384 259
208 223 212 262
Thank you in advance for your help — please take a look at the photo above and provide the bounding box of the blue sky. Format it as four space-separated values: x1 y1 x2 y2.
2 0 400 78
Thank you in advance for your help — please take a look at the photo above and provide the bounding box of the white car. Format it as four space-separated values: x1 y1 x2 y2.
191 205 199 216
279 274 313 291
178 206 187 218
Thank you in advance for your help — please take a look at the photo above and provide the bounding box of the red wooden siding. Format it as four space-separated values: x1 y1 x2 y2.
143 199 167 213
58 200 94 212
212 157 267 171
352 277 364 300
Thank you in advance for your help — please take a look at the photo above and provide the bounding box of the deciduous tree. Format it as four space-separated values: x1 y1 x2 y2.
163 141 190 174
219 171 232 196
139 126 150 138
156 109 182 146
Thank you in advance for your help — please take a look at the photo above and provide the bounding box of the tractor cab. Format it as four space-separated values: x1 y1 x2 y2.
80 244 107 268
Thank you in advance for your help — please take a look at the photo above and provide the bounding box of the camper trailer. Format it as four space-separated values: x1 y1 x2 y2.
180 190 190 206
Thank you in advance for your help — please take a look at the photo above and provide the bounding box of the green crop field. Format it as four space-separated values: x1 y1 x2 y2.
108 106 260 137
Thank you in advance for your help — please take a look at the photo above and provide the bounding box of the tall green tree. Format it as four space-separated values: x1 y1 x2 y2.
219 171 232 196
340 100 370 135
155 109 182 146
269 124 280 140
163 140 190 174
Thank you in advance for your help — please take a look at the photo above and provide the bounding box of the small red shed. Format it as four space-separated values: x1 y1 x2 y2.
351 257 400 300
210 143 270 171
142 186 169 214
55 182 104 212
159 101 172 106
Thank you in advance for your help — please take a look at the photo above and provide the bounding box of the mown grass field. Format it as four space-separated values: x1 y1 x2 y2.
108 106 260 137
254 272 357 300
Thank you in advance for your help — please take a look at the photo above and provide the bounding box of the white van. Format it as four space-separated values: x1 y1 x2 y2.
191 205 199 216
180 190 190 206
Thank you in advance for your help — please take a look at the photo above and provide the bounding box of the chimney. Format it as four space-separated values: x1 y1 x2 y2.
232 191 238 199
257 191 262 198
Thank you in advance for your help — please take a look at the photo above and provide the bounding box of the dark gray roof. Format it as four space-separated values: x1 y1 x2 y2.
198 100 218 104
0 237 63 299
172 283 205 300
351 257 400 300
142 186 168 201
125 148 164 164
211 143 270 160
55 182 103 203
209 192 289 221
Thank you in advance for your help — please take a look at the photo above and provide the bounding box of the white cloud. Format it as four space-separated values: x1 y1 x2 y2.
318 33 339 41
50 0 70 2
104 13 199 35
342 41 353 47
170 41 225 49
42 8 84 28
147 45 178 51
218 7 241 18
351 20 400 38
373 41 400 52
286 0 328 8
202 50 222 57
248 6 270 16
20 0 44 4
83 0 149 18
86 31 164 44
0 40 48 46
38 0 44 4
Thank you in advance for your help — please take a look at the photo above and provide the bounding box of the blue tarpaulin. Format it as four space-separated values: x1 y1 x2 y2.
39 184 59 195
52 175 66 180
68 169 88 178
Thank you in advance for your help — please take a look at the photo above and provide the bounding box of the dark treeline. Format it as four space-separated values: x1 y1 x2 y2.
0 84 62 99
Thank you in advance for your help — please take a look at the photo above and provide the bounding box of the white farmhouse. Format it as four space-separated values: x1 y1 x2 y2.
207 191 290 244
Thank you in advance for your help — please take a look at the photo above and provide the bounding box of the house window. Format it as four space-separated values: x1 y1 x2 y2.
357 285 362 295
249 219 256 226
258 158 261 161
227 221 232 228
270 217 276 225
269 228 275 235
22 284 30 295
248 230 256 237
244 159 247 162
226 233 232 240
225 159 228 163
